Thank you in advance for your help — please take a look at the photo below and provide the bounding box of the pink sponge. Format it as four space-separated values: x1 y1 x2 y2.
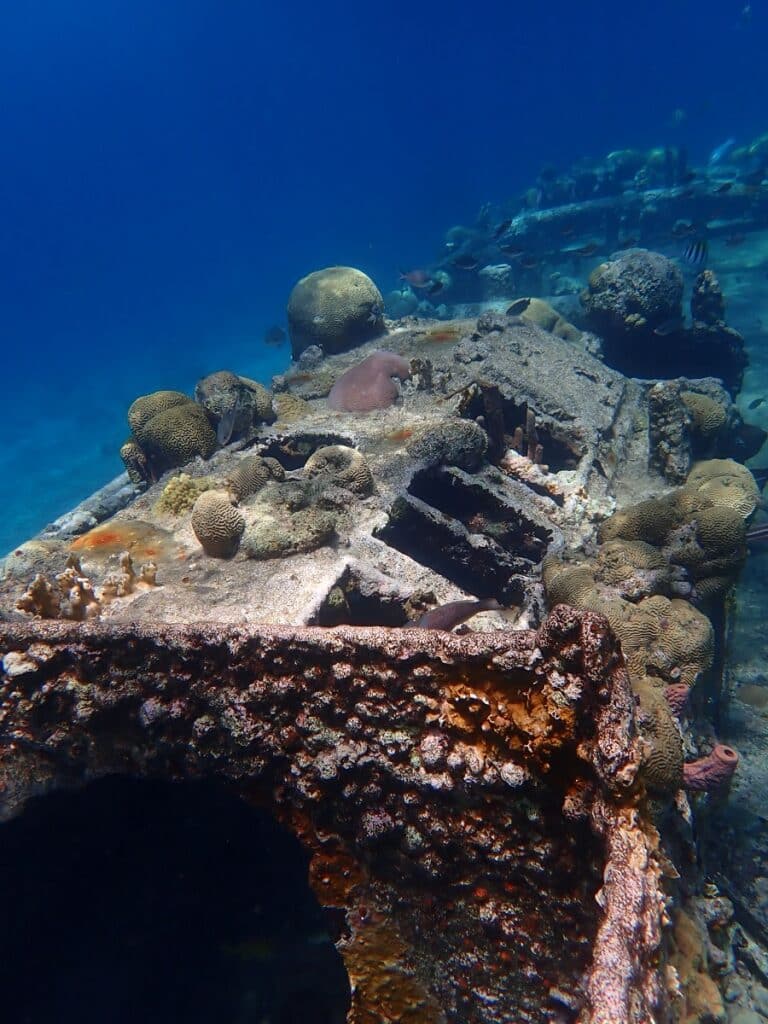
328 350 411 412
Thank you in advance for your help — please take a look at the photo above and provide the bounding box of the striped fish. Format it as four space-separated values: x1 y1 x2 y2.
682 238 708 267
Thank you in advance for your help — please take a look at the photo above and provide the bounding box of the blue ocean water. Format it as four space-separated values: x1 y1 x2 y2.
1 0 765 554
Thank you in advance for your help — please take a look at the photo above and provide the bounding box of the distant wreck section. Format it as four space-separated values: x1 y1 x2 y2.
0 607 664 1024
1 251 763 1020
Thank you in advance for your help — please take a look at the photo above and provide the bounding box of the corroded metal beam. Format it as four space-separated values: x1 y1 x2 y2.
0 607 665 1023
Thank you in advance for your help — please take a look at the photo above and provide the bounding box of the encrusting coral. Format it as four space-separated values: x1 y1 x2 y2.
303 445 374 497
328 350 411 412
156 473 212 515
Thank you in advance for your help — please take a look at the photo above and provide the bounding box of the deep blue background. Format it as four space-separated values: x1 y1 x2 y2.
0 0 764 549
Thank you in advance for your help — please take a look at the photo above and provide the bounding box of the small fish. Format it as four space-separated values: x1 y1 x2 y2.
367 302 383 324
560 224 576 237
562 241 599 257
451 253 480 271
409 597 502 631
708 138 736 165
424 327 461 343
492 219 512 239
748 397 766 410
506 297 532 316
682 238 708 267
427 279 444 296
679 170 697 184
519 253 540 269
263 324 287 347
714 181 734 193
724 233 747 247
399 268 432 288
498 244 526 258
653 317 685 337
616 236 639 249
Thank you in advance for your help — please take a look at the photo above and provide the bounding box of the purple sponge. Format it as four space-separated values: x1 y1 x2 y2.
328 350 411 412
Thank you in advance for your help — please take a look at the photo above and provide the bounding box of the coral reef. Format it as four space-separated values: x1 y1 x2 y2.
0 607 666 1024
328 350 411 412
191 490 246 558
287 266 385 359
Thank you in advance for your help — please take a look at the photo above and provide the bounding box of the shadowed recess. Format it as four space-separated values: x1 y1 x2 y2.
0 777 351 1024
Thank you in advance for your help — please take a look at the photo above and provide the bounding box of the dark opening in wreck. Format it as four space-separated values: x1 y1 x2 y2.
0 777 352 1024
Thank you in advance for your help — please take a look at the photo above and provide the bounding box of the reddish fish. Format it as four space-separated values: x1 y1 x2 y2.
399 268 432 288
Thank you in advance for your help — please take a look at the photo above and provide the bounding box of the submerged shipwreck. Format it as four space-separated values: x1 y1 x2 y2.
2 187 768 1022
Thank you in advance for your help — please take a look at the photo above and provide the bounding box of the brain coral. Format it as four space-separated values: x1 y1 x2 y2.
304 445 374 496
128 391 191 436
136 403 218 475
680 392 727 440
634 679 684 793
191 490 246 558
287 266 385 359
226 456 285 503
328 350 411 412
405 418 489 471
195 371 274 443
120 439 150 486
684 458 759 518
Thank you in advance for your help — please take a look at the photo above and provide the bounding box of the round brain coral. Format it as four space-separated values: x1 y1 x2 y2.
226 456 283 503
405 418 488 470
191 490 246 558
304 445 374 496
680 392 727 439
128 390 192 436
684 458 759 518
287 266 385 359
136 404 218 475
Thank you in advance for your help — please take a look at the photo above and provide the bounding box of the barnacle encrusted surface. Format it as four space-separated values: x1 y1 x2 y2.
0 607 665 1024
